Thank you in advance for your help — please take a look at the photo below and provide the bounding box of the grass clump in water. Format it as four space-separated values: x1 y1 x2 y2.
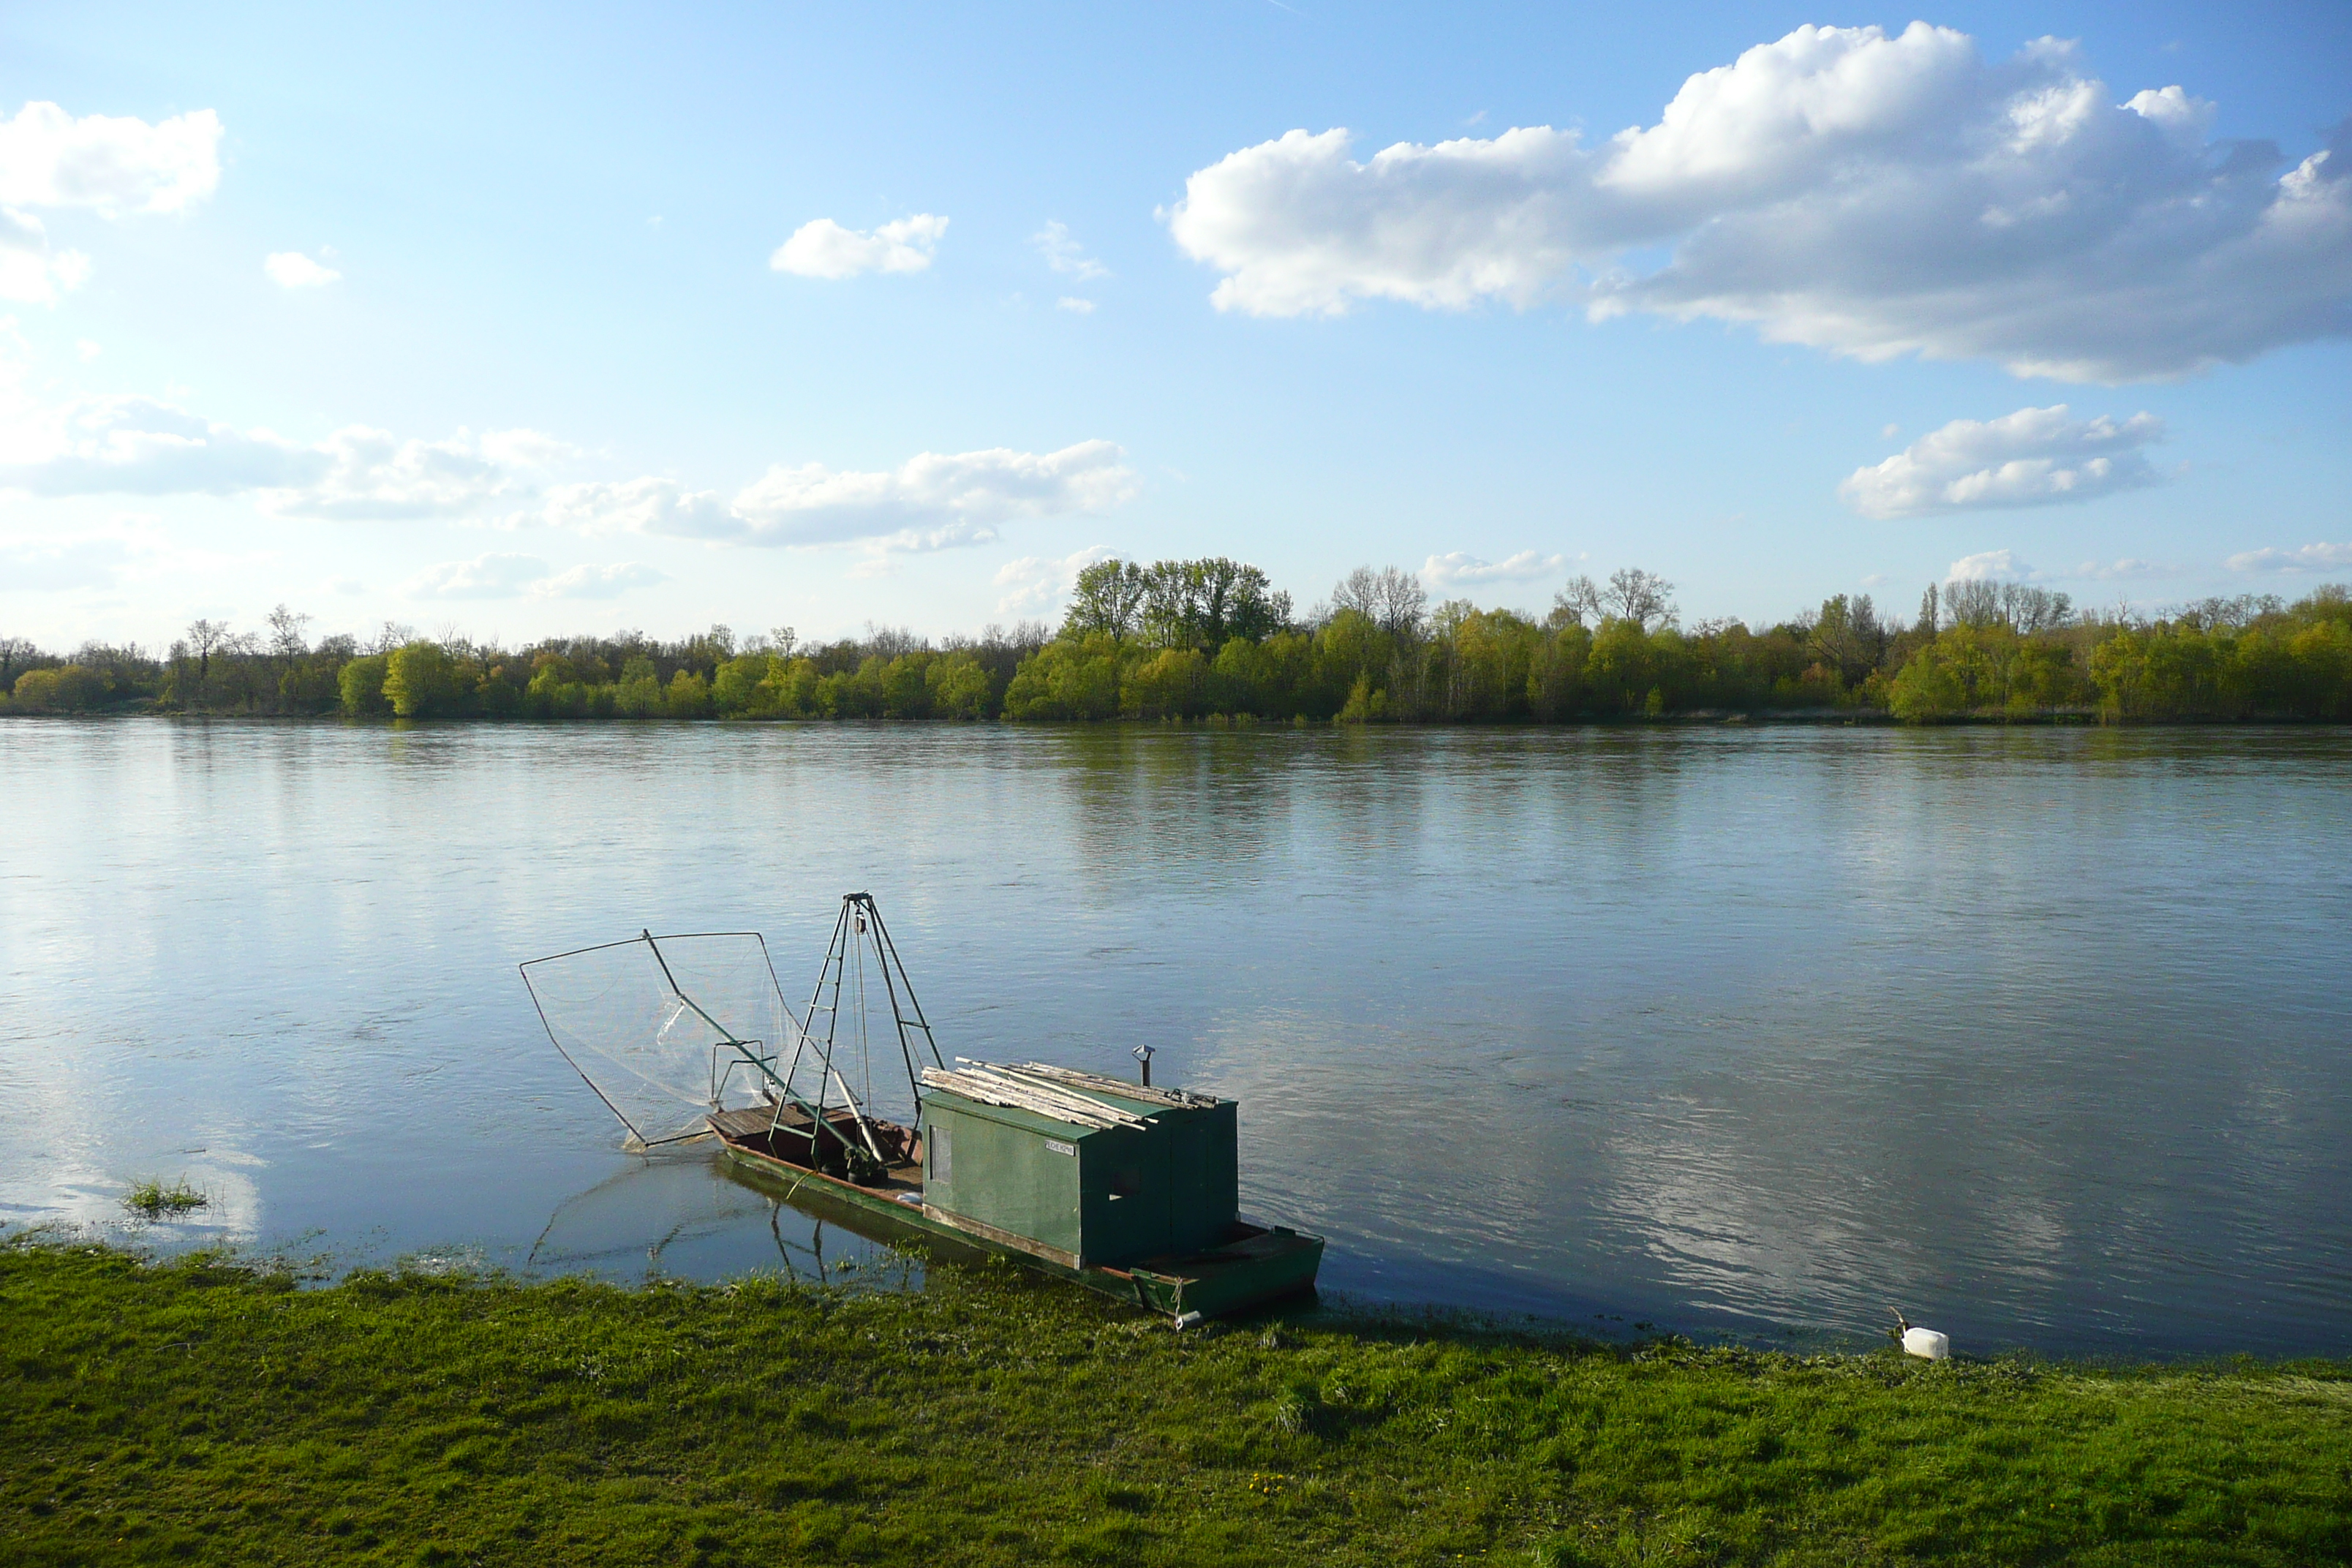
0 1234 2347 1565
119 1176 208 1218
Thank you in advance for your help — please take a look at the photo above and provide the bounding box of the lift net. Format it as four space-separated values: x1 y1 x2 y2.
521 932 799 1147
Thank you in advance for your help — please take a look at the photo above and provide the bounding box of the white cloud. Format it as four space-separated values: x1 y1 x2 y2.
516 444 1137 553
75 338 99 361
531 561 667 599
993 546 1115 615
2073 557 2163 581
0 101 222 215
0 342 1131 552
404 553 551 600
1057 296 1096 314
1839 405 2165 519
2224 540 2352 574
524 476 735 537
1033 220 1109 281
770 214 948 278
1167 24 2352 380
264 251 341 288
403 553 666 601
1946 549 2030 583
1420 549 1566 589
0 207 91 304
720 442 1138 549
0 385 559 520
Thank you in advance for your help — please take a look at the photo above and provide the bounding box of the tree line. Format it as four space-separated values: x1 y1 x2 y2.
4 560 2348 724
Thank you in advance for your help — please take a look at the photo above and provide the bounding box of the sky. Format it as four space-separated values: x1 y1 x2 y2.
1 0 2346 651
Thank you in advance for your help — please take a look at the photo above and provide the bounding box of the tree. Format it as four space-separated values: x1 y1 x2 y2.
1331 566 1426 638
265 605 312 662
1603 569 1676 630
1551 576 1605 628
185 619 230 694
1810 594 1885 686
1062 559 1149 639
339 655 391 715
1139 558 1289 649
0 634 34 691
383 642 465 717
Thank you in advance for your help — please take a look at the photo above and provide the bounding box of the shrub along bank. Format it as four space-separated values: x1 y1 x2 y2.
3 1238 2347 1567
4 566 2351 724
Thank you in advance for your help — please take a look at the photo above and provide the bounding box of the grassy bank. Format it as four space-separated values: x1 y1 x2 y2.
3 1240 2347 1566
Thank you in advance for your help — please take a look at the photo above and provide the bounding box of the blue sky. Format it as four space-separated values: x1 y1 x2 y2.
1 1 2346 649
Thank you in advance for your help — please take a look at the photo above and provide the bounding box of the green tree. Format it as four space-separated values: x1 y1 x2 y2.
339 654 391 716
383 642 467 718
1061 559 1149 640
665 669 711 718
7 665 104 713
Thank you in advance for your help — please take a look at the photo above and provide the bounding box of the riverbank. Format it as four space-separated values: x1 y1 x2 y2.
4 1240 2345 1566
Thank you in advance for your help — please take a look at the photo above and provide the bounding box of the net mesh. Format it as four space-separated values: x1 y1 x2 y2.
522 932 798 1146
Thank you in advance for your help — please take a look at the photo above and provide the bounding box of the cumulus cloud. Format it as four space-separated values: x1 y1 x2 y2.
264 251 340 288
404 552 551 600
1166 23 2352 380
1420 549 1566 589
1839 405 2164 518
0 208 90 304
533 561 667 599
404 552 666 600
524 477 735 537
1033 220 1109 281
0 387 559 519
0 342 1131 554
1946 549 2031 583
770 214 948 278
0 101 222 214
720 442 1138 549
2224 540 2352 574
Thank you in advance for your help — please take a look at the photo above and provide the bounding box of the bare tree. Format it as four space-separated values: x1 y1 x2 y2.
1330 565 1426 637
265 605 313 663
369 620 417 654
1603 568 1677 630
768 625 799 659
1945 581 2073 633
1917 582 1940 636
1551 575 1605 627
185 618 230 692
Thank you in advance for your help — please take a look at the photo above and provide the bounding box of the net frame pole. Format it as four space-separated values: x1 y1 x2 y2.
856 893 944 1111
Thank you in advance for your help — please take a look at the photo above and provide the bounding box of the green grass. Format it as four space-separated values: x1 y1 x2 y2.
120 1177 209 1218
1 1237 2346 1566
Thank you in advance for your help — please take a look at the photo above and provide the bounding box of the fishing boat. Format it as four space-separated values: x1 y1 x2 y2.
519 893 1322 1321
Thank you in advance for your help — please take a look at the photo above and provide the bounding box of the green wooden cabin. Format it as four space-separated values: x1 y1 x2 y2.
920 1077 1237 1270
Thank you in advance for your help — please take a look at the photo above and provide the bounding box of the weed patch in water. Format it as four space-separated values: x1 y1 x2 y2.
118 1177 208 1219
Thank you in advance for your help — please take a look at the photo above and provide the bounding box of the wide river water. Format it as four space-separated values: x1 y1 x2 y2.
2 719 2346 1357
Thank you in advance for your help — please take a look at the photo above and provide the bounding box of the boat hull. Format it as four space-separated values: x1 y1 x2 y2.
713 1136 1322 1319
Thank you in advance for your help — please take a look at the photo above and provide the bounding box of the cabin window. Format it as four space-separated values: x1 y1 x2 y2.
929 1123 951 1181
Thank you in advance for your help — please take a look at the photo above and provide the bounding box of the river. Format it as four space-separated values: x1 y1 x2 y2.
2 718 2345 1356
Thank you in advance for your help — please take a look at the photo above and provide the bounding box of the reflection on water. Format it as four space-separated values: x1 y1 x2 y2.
527 1147 920 1289
1 719 2347 1355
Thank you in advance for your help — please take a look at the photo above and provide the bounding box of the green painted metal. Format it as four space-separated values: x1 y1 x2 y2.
921 1087 1239 1268
715 1137 1324 1320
